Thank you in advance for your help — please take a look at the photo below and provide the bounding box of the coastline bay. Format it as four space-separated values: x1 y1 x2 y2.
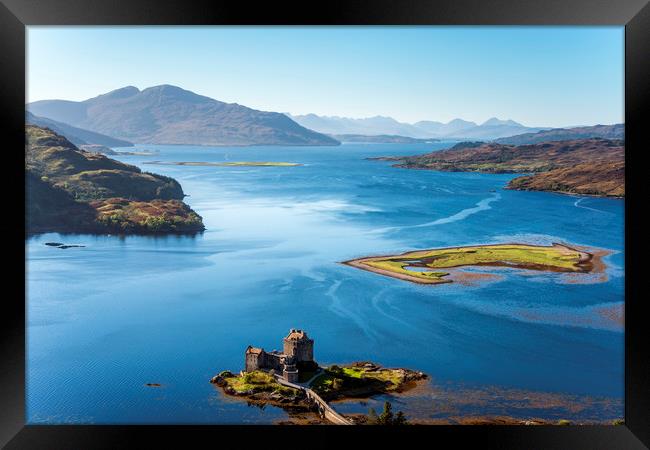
26 142 624 424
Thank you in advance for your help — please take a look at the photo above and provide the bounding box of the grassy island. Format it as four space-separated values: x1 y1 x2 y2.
210 362 427 413
343 243 598 285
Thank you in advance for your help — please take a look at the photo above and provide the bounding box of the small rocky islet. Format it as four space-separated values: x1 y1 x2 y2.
44 242 85 249
211 362 427 408
209 329 428 423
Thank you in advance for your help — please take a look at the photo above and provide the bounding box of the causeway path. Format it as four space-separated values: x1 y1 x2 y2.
274 375 353 425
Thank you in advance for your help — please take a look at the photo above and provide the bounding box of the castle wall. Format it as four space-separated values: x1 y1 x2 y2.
297 339 314 362
264 352 284 372
283 340 296 358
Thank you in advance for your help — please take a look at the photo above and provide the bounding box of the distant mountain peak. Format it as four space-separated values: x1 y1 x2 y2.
143 84 187 93
88 86 140 102
481 117 522 127
139 84 213 103
289 113 542 140
447 118 475 125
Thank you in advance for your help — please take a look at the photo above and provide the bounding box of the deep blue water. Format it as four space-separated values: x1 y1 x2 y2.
26 142 624 424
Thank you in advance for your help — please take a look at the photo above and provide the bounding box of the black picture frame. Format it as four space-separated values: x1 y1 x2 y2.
2 0 648 448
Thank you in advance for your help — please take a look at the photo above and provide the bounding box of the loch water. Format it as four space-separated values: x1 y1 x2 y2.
26 142 624 424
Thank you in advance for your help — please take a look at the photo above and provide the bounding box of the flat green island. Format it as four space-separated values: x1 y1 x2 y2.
143 160 301 167
343 243 600 285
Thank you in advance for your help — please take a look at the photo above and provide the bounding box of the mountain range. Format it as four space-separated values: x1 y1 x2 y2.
28 85 339 147
27 84 620 147
494 124 624 145
288 114 550 141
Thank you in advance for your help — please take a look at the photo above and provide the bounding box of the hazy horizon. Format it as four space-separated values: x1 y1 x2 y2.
27 26 624 128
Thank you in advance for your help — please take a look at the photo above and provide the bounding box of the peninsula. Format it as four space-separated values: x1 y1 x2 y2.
343 243 602 285
374 138 624 197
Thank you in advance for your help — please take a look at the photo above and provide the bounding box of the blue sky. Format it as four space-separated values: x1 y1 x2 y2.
27 26 623 127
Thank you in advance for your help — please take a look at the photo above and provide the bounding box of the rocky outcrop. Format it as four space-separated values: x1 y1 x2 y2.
508 160 624 197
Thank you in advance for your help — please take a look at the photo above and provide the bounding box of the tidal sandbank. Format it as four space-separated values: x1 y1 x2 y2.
343 243 604 286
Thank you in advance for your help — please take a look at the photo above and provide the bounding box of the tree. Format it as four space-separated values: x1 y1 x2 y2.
370 401 408 425
329 365 342 374
378 401 394 425
367 408 378 425
394 411 407 425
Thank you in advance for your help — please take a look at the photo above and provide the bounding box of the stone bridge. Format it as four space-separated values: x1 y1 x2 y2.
275 376 354 425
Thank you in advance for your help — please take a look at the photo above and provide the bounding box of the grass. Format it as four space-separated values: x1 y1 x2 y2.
355 243 588 283
309 364 407 398
221 371 297 396
364 260 450 283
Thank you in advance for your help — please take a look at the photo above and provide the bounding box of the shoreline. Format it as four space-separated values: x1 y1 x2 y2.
211 362 428 424
368 157 624 199
504 183 625 200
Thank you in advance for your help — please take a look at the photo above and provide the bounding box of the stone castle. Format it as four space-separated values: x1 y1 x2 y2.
245 329 315 383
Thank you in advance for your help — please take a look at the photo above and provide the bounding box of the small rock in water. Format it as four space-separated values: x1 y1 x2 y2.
44 242 64 247
145 383 162 387
59 245 85 249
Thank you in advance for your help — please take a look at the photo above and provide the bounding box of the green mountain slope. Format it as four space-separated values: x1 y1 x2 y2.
26 125 205 234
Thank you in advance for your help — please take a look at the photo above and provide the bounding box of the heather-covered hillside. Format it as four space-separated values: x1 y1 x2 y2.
26 125 205 234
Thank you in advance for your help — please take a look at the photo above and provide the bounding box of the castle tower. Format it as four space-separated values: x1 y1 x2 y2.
245 345 265 372
283 329 314 363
